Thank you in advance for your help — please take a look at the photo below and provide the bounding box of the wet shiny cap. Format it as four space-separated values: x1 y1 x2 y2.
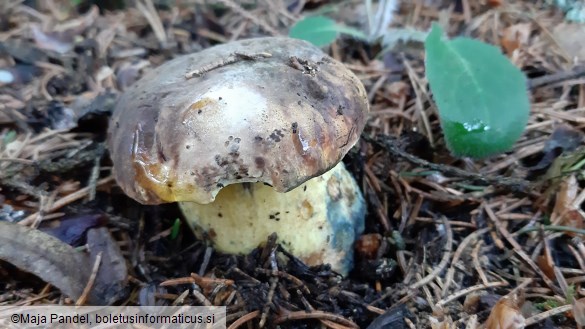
108 37 369 205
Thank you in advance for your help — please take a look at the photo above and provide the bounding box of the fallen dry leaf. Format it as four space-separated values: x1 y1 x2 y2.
551 174 585 231
40 213 107 246
86 227 128 305
536 254 555 281
0 221 100 303
501 23 531 54
485 293 526 329
530 125 584 172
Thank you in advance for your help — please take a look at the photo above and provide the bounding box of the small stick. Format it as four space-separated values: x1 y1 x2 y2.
528 66 585 89
288 56 319 76
485 203 563 295
524 304 573 326
365 134 534 193
441 228 489 297
274 310 359 329
255 268 311 295
198 246 213 276
185 52 272 79
409 216 453 290
472 240 489 286
76 252 102 306
227 310 260 329
19 176 114 226
87 143 105 201
435 281 508 308
259 247 279 328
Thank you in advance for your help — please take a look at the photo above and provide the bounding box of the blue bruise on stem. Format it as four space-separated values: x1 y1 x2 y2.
425 23 530 158
324 164 366 275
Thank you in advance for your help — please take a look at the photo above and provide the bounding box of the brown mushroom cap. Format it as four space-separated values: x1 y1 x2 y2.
108 37 369 205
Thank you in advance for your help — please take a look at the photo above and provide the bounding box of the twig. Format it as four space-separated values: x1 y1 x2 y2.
524 304 573 326
228 267 261 284
417 272 436 312
198 246 213 276
159 273 233 287
255 268 310 295
191 288 212 306
185 52 272 79
436 281 508 308
76 252 102 306
441 228 489 296
136 0 167 44
171 289 189 305
19 176 115 226
0 177 46 199
365 134 534 193
485 203 563 295
87 144 105 201
409 216 453 290
405 317 417 329
472 240 489 286
259 248 278 328
274 310 359 329
227 310 260 329
506 278 533 297
403 56 434 146
528 66 585 89
516 224 585 236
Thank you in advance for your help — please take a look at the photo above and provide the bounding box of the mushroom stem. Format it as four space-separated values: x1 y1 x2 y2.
179 162 365 275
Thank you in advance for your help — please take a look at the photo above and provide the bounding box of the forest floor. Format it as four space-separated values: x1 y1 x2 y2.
1 0 585 328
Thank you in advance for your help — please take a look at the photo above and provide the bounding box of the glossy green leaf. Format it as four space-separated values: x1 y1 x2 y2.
425 23 530 158
289 16 366 47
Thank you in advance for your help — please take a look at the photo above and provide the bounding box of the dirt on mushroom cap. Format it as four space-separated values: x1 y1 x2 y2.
108 37 369 205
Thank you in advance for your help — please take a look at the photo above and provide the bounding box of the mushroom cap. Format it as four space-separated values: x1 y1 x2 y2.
108 37 369 205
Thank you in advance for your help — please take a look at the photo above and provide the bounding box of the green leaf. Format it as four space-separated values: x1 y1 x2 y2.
424 23 530 158
289 16 366 47
170 218 181 240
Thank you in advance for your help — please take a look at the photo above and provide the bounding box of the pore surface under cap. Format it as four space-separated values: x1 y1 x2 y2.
108 37 369 204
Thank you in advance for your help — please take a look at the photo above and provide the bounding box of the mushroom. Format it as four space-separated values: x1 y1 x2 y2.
108 37 369 274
